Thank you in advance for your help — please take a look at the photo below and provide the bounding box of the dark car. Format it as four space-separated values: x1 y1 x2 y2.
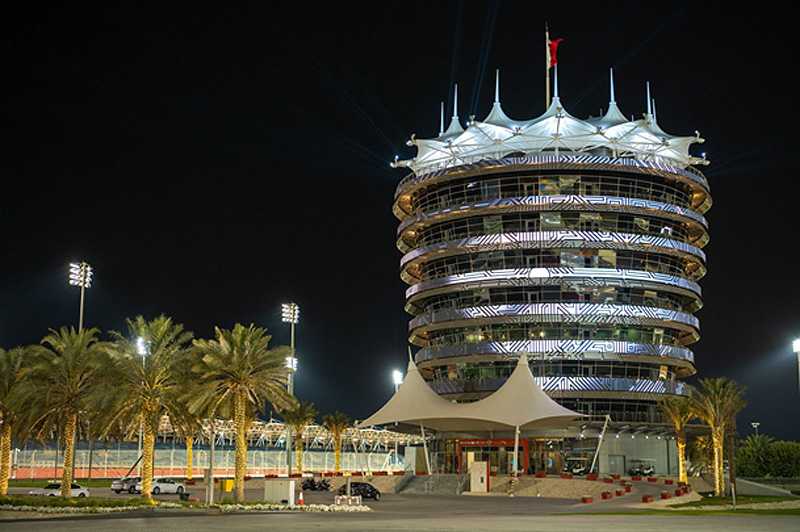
337 481 381 501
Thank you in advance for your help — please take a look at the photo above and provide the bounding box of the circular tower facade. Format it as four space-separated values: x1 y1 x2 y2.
392 77 710 431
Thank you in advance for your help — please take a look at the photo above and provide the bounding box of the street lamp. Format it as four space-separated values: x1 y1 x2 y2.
793 339 800 394
751 422 760 436
392 370 403 393
68 262 93 331
391 369 403 464
136 336 148 475
281 302 299 475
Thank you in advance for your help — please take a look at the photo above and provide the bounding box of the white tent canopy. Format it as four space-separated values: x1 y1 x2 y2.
357 354 584 433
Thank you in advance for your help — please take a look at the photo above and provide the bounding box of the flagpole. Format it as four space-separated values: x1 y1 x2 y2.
545 23 550 110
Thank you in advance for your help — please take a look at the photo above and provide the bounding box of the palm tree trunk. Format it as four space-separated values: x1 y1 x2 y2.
234 391 247 503
61 413 77 497
296 433 304 473
676 431 687 484
185 436 193 480
141 424 156 500
334 436 341 473
0 421 11 496
711 428 724 496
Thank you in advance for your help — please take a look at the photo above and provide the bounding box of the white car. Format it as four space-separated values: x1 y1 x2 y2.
28 482 90 497
133 477 185 495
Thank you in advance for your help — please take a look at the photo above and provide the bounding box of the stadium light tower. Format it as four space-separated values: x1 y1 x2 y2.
68 262 93 331
281 302 299 476
281 303 300 394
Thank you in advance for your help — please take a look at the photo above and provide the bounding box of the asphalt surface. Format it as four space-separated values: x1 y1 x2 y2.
5 483 798 530
1 496 798 532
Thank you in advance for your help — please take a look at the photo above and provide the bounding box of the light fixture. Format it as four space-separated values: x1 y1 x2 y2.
793 339 800 353
69 262 93 288
136 337 147 356
285 357 298 371
392 370 403 386
281 303 300 325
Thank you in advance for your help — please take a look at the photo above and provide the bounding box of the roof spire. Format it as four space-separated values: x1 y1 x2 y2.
609 67 616 104
495 68 500 104
652 98 657 122
453 83 459 119
646 81 652 117
439 101 444 136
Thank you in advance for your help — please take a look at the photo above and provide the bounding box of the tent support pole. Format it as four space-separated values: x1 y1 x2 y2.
419 424 431 474
590 415 611 474
512 425 520 477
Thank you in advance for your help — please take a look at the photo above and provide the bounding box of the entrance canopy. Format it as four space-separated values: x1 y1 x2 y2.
357 354 584 432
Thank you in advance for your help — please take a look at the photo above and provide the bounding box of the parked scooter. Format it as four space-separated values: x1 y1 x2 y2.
301 478 331 491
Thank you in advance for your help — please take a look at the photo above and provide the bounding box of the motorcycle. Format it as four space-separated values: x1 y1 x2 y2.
301 478 331 491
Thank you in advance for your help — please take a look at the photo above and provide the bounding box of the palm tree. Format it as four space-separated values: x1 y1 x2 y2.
0 347 32 495
690 378 746 496
322 412 350 473
659 395 695 483
189 324 295 503
23 328 109 497
100 316 193 500
283 402 317 474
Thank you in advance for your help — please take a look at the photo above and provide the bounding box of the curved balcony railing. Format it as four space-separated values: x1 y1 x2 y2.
401 231 706 274
410 173 694 216
396 154 710 199
406 267 702 301
428 376 687 396
409 303 700 335
414 287 696 315
413 213 693 248
398 194 709 237
415 339 695 365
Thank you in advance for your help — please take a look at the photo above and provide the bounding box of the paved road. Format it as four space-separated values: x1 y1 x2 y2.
3 492 799 531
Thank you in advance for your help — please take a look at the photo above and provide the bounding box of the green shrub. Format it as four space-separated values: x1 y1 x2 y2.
0 495 144 508
737 436 800 478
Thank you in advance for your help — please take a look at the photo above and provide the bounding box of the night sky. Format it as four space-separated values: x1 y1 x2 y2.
3 2 799 439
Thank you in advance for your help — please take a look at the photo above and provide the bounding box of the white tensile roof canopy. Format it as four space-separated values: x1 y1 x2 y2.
357 354 584 432
392 68 708 176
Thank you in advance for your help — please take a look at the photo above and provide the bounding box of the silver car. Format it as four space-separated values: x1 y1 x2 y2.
133 477 185 495
111 476 141 494
28 482 90 497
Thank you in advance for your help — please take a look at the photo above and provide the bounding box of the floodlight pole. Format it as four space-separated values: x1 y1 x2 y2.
287 318 295 475
78 285 85 331
282 302 299 476
793 339 800 395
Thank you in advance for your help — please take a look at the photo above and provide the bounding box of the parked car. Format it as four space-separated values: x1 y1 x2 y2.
563 457 590 476
28 482 90 497
628 459 656 477
133 477 185 495
111 476 141 494
337 481 381 501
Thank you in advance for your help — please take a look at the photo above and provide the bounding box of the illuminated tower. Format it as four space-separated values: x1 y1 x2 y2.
392 71 710 433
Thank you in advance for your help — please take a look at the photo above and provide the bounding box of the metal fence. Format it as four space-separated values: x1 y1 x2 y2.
10 446 405 480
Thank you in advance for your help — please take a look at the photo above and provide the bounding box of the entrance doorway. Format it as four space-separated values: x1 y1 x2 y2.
456 439 529 475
